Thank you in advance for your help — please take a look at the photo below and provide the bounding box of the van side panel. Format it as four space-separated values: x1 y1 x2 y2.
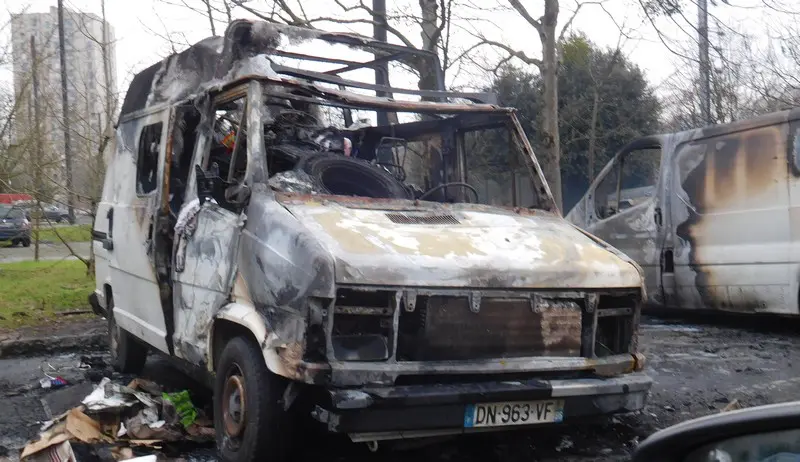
107 113 171 352
93 136 118 310
668 124 792 314
785 119 800 313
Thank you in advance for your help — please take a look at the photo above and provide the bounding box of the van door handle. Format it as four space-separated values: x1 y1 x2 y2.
105 208 114 251
654 206 662 226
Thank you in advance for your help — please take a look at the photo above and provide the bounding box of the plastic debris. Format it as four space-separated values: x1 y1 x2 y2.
40 376 69 389
162 390 198 427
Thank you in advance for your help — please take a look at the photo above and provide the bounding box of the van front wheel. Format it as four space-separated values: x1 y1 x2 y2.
214 336 292 462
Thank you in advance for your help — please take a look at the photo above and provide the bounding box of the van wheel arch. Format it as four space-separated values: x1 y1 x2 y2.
213 334 294 462
211 319 263 372
106 287 148 373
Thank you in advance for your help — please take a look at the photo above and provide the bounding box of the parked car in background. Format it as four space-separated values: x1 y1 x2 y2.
14 202 71 223
0 205 31 247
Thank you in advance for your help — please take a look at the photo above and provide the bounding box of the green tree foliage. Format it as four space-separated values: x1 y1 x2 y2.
486 35 662 212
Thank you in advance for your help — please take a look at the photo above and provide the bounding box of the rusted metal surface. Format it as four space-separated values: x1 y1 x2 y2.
568 108 800 316
325 353 641 387
399 296 582 361
117 19 493 124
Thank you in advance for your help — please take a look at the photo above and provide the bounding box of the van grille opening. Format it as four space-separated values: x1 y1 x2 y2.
397 295 583 361
331 289 394 361
595 294 637 357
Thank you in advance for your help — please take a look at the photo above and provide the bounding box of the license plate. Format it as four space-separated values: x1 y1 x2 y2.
464 399 564 428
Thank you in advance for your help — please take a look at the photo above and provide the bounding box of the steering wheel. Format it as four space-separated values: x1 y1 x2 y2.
418 182 479 203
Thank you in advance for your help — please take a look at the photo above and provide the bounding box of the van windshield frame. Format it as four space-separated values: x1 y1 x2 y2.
254 81 558 212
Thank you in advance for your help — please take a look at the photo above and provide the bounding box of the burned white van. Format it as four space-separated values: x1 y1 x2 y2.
90 20 651 461
568 109 800 316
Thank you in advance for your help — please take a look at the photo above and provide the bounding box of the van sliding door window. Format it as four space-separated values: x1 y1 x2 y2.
136 123 164 195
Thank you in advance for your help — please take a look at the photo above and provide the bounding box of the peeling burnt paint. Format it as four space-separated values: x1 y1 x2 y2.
278 196 641 289
571 108 800 315
173 203 243 364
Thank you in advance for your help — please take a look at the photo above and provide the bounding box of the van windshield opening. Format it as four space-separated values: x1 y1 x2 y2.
259 84 554 211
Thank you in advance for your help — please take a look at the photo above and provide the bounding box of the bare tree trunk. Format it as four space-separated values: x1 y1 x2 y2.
30 36 42 262
418 0 441 92
587 88 599 184
541 0 562 212
57 0 75 224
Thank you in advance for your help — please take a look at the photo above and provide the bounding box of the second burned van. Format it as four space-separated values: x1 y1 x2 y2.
567 109 800 316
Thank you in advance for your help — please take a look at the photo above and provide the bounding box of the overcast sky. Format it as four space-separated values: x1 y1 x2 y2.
1 0 786 101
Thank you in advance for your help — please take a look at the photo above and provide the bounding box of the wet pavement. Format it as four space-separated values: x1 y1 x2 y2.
3 314 800 461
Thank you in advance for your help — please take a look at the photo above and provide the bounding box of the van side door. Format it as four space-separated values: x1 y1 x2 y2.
108 109 171 353
583 139 665 305
171 84 255 363
670 125 791 313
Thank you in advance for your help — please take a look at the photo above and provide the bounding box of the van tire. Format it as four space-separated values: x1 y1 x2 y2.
21 238 30 248
296 153 410 199
214 336 292 462
107 293 148 374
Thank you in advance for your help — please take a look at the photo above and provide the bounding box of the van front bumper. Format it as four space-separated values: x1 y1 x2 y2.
311 373 652 441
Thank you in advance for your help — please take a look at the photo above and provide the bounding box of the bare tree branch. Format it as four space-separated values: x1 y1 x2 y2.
506 0 543 33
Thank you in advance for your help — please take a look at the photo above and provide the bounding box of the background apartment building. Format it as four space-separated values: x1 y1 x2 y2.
10 6 116 207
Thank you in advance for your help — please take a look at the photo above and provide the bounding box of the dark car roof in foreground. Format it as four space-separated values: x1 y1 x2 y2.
633 401 800 462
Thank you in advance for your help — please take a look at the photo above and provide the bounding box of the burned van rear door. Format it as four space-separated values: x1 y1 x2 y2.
109 108 171 353
584 138 666 304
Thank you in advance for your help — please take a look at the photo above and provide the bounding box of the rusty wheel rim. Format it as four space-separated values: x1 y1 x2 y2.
222 366 246 438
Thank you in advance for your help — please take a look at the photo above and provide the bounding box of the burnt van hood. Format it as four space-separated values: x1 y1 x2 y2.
275 196 642 289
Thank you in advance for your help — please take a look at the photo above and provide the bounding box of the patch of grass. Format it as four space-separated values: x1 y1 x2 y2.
36 224 92 243
0 260 93 329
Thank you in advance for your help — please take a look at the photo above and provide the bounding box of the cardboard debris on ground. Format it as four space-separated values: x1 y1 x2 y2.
127 378 162 397
65 408 112 444
20 422 71 460
125 408 182 441
20 440 75 462
21 376 215 461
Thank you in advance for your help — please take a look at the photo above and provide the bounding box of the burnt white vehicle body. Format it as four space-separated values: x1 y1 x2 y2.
568 109 800 316
90 19 651 461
